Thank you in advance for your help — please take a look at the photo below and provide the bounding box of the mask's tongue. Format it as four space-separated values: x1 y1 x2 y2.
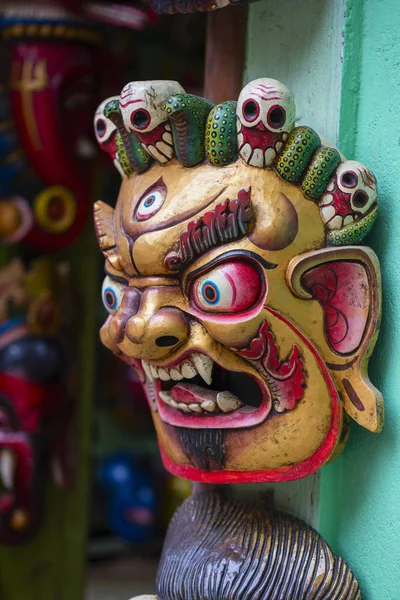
171 383 218 405
171 383 243 414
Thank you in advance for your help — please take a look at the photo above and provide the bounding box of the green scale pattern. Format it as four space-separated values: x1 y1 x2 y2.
274 126 321 183
301 146 342 200
327 206 378 246
205 101 238 166
104 99 152 175
165 94 214 167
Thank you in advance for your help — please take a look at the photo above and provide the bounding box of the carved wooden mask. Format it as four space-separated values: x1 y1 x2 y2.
94 78 383 484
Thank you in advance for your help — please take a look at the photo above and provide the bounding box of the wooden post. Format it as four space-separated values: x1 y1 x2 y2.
204 5 248 104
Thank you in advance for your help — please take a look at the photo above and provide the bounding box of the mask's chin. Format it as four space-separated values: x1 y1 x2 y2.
141 352 272 429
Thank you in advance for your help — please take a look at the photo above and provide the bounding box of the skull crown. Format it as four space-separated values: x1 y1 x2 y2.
94 77 378 246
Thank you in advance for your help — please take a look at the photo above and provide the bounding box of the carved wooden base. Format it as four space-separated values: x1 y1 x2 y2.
149 492 361 600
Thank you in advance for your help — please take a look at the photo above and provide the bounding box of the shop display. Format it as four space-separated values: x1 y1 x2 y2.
0 5 106 251
98 453 157 543
0 258 73 544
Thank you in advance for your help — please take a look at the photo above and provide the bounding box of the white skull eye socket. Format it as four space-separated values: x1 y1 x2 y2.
352 190 370 209
341 170 358 189
130 108 151 131
94 115 115 143
242 99 261 123
135 179 167 222
102 276 125 314
267 104 287 129
96 118 106 138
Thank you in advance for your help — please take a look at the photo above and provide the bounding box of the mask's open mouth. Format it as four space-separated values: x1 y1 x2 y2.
141 353 271 429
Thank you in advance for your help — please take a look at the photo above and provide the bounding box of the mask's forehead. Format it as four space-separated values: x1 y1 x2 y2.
114 160 326 276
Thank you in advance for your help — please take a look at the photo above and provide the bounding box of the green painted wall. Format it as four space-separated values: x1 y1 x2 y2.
320 1 400 598
246 0 400 597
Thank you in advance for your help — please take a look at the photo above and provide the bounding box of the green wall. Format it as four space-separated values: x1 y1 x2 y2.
246 0 399 597
320 1 400 598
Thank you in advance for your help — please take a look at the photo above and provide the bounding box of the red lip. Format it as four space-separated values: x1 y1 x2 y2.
141 351 273 430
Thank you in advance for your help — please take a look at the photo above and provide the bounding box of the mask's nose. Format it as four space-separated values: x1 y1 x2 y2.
108 287 189 361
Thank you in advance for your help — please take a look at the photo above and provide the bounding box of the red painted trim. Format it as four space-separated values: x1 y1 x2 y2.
159 307 342 484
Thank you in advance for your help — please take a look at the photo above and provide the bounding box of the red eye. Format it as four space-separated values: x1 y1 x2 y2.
189 259 266 320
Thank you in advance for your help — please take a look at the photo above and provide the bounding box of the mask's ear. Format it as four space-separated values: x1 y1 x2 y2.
93 201 121 271
287 246 383 433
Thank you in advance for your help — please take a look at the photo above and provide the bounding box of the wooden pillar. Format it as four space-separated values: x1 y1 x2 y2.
204 5 248 103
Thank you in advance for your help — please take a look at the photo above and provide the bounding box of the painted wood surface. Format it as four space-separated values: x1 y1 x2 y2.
204 5 248 104
319 1 400 598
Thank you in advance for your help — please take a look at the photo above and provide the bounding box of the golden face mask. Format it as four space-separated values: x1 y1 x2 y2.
94 78 383 483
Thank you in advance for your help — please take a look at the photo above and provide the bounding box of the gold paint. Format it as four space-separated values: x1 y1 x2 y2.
96 149 381 476
113 161 325 277
10 57 49 151
1 24 101 44
129 277 179 287
10 509 29 531
287 246 383 432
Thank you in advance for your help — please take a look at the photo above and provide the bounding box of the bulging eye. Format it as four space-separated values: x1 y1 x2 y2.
267 104 286 129
242 99 260 123
102 276 125 313
189 259 266 317
135 180 167 221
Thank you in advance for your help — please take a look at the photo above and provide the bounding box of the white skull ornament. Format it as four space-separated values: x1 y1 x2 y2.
94 97 124 176
319 160 377 230
119 80 185 164
236 77 296 168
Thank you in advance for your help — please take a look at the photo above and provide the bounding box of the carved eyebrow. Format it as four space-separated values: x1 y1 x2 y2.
104 266 129 285
164 188 252 272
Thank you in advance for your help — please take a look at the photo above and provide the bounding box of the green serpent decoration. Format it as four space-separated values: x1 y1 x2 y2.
327 206 378 246
165 94 214 167
301 146 342 200
205 101 238 167
274 126 320 184
104 99 153 175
